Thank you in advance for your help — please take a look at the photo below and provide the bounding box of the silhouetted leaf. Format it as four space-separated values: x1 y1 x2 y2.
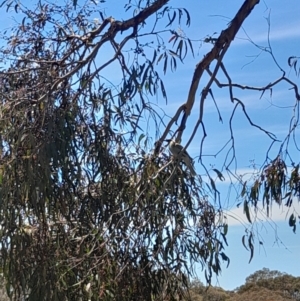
166 11 176 27
220 252 230 268
248 233 254 263
213 169 225 181
242 235 249 251
241 181 247 197
244 200 252 223
289 213 296 233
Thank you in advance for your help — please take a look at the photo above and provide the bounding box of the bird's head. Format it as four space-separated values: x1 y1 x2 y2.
165 138 181 145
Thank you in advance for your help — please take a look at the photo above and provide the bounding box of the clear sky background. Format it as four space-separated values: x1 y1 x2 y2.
1 0 300 291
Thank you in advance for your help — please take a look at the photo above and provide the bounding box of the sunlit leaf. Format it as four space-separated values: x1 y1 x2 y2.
168 35 177 43
138 133 145 145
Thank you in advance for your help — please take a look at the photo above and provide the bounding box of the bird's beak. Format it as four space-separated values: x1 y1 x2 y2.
165 139 172 145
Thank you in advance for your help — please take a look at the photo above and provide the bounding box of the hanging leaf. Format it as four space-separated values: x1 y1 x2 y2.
163 55 168 74
241 181 247 197
248 233 254 263
212 169 225 181
166 11 176 27
223 223 228 236
168 35 177 43
187 38 194 57
138 133 145 145
289 213 296 233
242 235 249 251
243 200 252 224
220 252 230 268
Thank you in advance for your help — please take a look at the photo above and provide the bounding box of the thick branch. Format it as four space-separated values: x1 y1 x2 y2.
156 0 260 152
185 0 260 116
117 0 170 32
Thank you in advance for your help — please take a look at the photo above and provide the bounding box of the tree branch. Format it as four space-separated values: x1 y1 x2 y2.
156 0 260 152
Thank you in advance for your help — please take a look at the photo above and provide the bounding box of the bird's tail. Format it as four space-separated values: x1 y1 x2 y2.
183 156 196 176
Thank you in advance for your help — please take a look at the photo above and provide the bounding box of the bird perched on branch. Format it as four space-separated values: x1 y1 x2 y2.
166 139 196 176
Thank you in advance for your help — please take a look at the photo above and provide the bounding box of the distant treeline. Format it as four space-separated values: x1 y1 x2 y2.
189 268 300 301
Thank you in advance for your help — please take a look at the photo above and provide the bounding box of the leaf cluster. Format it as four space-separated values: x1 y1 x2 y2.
0 1 227 300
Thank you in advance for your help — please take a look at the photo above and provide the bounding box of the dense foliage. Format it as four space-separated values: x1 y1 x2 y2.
0 1 229 300
0 267 298 301
0 0 299 300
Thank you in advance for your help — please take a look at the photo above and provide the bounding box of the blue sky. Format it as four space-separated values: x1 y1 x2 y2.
1 0 300 291
158 0 300 290
134 0 300 289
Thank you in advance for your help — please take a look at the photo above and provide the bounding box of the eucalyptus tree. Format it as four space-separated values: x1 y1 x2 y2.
0 0 299 300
